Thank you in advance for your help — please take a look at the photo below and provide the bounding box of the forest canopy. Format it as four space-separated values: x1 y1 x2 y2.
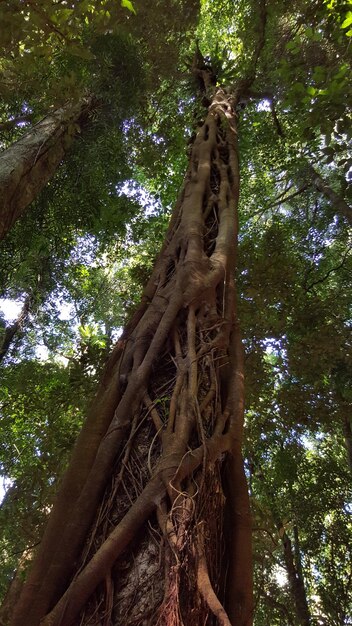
0 1 351 625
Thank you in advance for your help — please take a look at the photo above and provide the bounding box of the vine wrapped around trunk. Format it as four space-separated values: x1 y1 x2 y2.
11 86 252 626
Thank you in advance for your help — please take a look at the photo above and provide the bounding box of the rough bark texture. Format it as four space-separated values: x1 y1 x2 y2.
10 86 252 626
0 97 93 240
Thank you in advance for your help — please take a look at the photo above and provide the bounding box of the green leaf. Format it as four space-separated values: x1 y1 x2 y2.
121 0 136 14
341 12 352 28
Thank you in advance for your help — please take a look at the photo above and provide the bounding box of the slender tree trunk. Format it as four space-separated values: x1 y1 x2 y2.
0 97 93 241
342 414 352 472
252 465 311 626
0 295 31 362
10 86 253 626
278 522 311 626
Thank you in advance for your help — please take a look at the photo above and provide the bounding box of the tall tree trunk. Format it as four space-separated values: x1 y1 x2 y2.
10 86 253 626
0 97 93 241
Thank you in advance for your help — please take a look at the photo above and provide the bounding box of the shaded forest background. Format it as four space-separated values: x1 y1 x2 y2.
0 0 351 624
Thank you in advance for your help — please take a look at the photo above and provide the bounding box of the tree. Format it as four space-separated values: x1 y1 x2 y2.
10 65 254 626
0 1 128 240
0 0 197 240
1 0 351 625
0 98 93 240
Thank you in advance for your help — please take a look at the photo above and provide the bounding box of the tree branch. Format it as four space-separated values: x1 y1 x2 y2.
305 246 352 291
233 0 268 98
269 99 284 137
308 164 352 226
267 184 309 210
264 96 352 225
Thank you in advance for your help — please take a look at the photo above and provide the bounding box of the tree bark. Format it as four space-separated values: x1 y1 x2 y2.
0 97 93 241
10 86 253 626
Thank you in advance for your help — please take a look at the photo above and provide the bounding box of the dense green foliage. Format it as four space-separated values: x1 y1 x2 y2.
0 0 351 623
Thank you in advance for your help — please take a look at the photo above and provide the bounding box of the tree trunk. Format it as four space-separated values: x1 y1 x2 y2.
0 554 28 626
0 295 31 362
9 86 253 626
0 97 93 241
342 414 352 472
251 464 311 626
278 522 311 626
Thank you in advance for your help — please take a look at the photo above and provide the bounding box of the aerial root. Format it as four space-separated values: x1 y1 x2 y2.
195 522 232 626
155 564 183 626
